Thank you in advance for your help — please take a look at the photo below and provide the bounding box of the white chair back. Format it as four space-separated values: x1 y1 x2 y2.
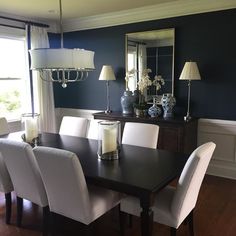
122 122 159 149
59 116 88 137
34 146 92 224
0 139 48 207
0 153 13 193
0 117 9 135
171 142 216 226
86 119 103 140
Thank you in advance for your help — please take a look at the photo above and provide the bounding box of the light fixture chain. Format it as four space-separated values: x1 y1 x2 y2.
59 0 63 48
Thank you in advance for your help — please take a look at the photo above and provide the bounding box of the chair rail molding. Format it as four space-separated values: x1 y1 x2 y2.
42 109 236 180
198 118 236 180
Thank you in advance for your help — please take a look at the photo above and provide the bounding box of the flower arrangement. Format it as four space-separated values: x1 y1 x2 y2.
152 75 165 93
125 68 165 115
137 68 153 94
125 69 136 90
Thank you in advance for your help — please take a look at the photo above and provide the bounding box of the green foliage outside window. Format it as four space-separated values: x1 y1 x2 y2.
0 90 21 116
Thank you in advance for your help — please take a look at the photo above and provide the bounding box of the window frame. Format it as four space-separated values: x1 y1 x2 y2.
0 26 31 122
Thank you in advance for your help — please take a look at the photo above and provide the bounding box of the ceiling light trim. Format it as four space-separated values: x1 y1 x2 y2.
62 0 236 32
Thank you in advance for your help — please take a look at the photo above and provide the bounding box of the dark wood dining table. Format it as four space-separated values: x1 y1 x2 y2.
2 132 189 236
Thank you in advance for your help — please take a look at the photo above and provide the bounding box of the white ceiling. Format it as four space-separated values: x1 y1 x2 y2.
0 0 235 32
0 0 176 20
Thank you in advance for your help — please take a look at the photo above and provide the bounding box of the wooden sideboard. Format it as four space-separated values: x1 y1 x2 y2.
93 112 198 154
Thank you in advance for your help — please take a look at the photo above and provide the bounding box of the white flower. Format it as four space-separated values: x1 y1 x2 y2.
153 75 165 91
125 69 137 83
125 68 165 94
138 69 153 94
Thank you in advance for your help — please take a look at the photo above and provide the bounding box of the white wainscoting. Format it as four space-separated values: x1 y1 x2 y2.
45 108 236 180
198 119 236 180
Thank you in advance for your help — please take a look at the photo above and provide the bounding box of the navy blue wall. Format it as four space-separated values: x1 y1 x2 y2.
50 9 236 120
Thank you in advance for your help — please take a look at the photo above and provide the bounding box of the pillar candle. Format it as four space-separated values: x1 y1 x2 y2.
102 126 117 154
25 118 38 142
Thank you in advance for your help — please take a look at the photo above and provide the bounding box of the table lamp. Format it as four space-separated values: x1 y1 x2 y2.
179 61 201 121
99 65 116 113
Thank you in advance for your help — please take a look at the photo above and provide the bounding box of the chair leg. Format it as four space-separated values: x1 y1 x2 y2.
42 206 50 236
5 192 12 224
84 223 94 236
170 227 177 236
188 210 194 236
16 196 23 227
128 214 133 228
50 212 57 236
119 210 127 236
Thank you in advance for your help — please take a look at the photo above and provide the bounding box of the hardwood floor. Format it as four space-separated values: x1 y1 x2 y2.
0 175 236 236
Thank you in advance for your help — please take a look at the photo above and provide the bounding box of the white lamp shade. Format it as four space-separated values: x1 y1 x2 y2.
29 48 95 70
99 65 116 81
179 62 201 81
73 49 95 70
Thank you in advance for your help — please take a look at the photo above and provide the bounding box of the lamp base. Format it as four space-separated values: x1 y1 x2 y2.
105 110 112 114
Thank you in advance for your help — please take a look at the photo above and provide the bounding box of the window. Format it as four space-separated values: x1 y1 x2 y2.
0 28 31 121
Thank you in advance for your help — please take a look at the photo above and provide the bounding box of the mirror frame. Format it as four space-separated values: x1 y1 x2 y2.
125 28 175 100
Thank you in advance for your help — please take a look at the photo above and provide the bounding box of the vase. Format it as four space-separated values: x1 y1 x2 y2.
161 93 176 118
135 108 148 117
148 97 162 117
121 91 135 115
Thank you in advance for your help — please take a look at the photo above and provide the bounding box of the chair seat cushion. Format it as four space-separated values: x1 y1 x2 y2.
152 186 177 228
88 185 121 223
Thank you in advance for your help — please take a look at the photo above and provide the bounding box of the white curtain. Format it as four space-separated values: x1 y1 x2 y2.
30 26 57 133
138 44 147 77
138 44 147 99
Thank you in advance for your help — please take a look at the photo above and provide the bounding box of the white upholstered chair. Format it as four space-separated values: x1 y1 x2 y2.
120 142 216 236
86 119 103 140
0 139 49 232
0 153 13 224
0 117 14 224
59 116 88 138
122 122 159 149
0 117 9 136
33 146 121 234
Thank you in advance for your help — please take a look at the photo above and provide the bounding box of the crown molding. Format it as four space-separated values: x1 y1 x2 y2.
62 0 236 32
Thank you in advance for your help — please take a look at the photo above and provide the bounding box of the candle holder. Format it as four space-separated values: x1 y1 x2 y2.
21 113 40 145
97 121 121 160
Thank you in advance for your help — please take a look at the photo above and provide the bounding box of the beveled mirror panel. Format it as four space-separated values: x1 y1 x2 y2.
125 28 175 102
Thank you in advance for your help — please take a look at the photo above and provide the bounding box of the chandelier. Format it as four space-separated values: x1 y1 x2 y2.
29 0 95 88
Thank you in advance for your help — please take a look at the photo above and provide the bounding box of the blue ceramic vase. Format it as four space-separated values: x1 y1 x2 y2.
121 91 135 115
161 93 176 118
148 97 162 117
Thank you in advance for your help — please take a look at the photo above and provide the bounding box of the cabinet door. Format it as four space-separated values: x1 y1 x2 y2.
158 126 183 152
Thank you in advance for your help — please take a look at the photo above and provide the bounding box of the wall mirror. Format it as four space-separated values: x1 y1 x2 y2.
125 28 175 103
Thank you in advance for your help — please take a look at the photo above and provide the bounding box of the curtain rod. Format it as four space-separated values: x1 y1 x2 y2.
0 23 24 30
128 39 146 45
0 15 49 28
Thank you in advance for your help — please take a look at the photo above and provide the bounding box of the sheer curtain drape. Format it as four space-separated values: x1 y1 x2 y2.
30 26 56 133
138 44 147 99
138 44 147 75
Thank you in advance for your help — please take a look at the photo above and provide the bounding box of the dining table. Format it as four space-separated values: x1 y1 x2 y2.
1 131 189 236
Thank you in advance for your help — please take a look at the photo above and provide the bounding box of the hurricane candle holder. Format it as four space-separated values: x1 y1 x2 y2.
97 121 121 160
22 113 40 144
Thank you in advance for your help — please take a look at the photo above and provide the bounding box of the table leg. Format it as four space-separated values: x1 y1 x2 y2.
140 198 154 236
